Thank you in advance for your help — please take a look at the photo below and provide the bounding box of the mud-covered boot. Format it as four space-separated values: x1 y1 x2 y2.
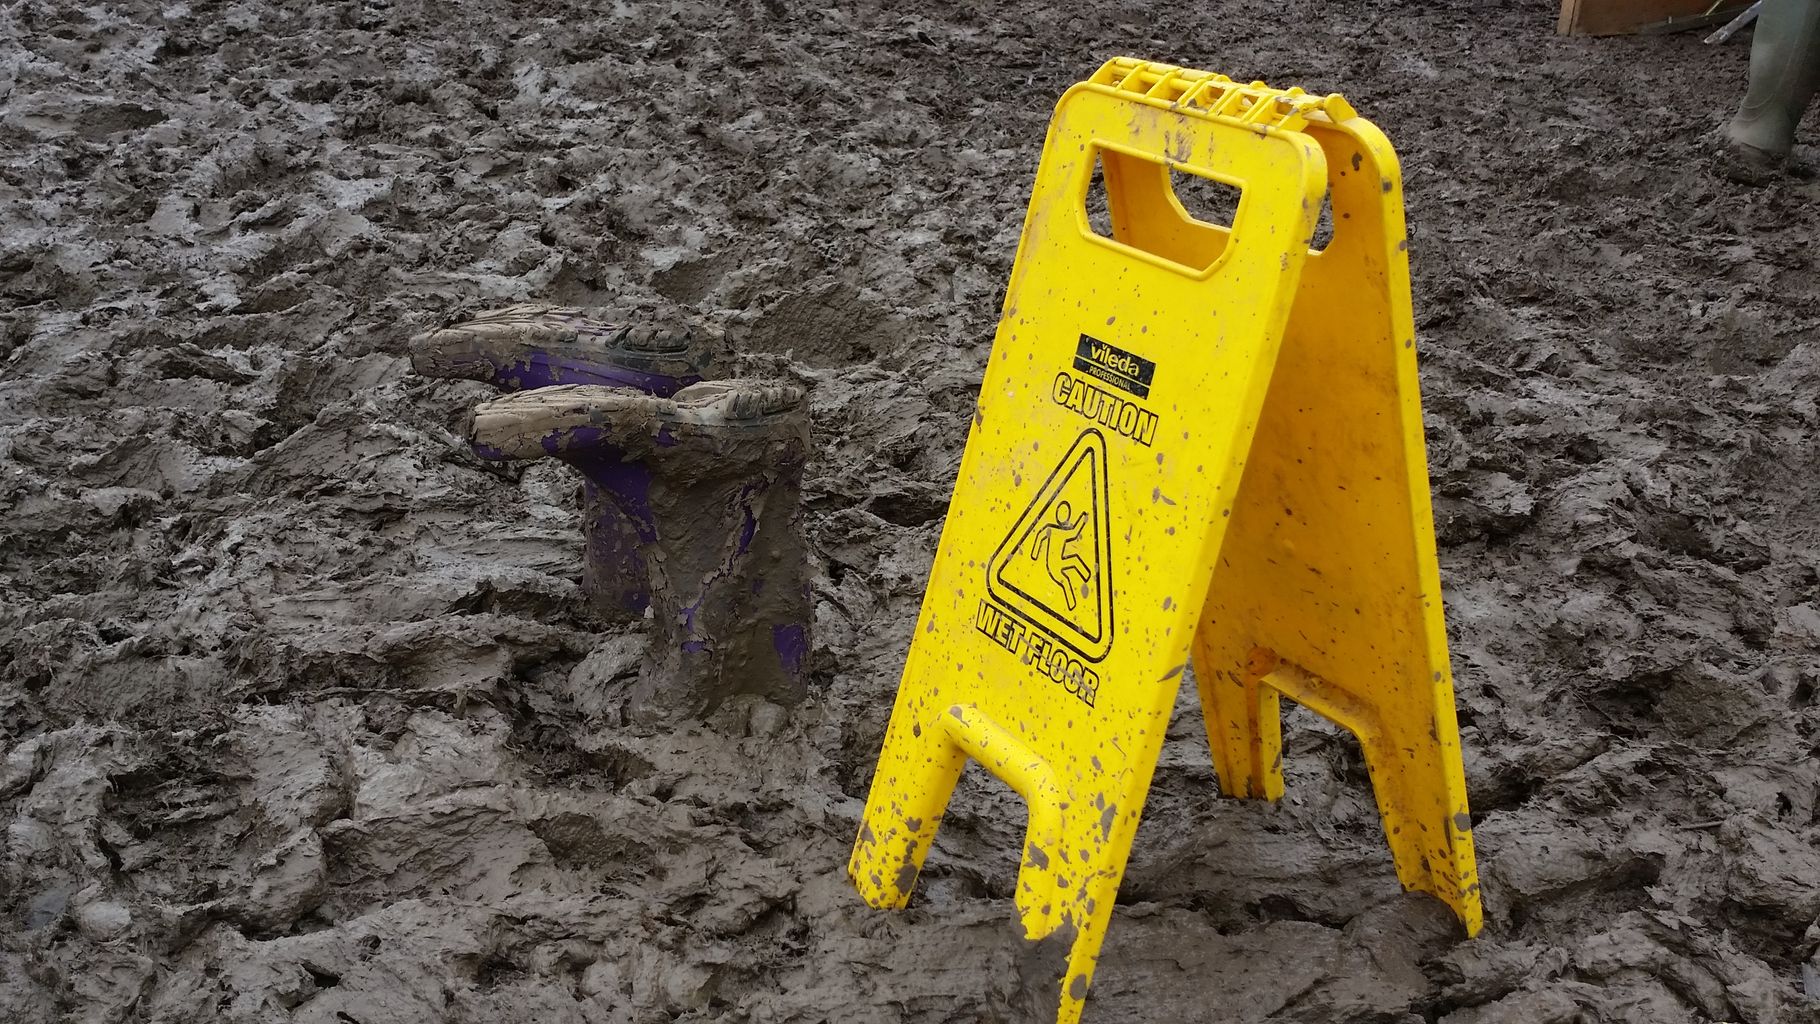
409 303 707 394
469 381 812 722
410 304 709 620
1722 0 1820 182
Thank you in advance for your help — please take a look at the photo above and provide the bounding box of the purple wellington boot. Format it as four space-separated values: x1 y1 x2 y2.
410 304 709 620
469 381 812 722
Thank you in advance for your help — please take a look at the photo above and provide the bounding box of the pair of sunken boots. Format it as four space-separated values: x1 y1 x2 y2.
411 304 811 722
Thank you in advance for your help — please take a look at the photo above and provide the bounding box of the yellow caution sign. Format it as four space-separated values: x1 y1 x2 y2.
849 57 1482 1023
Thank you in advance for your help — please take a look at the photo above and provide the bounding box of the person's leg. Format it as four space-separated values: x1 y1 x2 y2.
1726 0 1820 170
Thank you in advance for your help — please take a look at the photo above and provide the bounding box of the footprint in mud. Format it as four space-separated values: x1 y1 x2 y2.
744 279 911 368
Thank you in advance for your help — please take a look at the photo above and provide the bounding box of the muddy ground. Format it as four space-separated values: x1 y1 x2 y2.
3 0 1819 1020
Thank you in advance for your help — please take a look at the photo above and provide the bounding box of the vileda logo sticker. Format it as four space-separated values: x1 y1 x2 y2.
1073 334 1155 399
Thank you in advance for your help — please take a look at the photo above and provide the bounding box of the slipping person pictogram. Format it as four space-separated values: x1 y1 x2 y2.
1031 499 1092 611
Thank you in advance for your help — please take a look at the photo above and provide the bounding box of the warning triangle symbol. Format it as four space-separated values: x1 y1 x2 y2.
988 429 1114 661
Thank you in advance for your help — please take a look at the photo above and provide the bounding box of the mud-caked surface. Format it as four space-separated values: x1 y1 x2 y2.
4 1 1819 1021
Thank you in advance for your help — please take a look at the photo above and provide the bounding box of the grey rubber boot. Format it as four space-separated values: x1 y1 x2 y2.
470 381 812 722
410 304 709 621
1724 0 1820 179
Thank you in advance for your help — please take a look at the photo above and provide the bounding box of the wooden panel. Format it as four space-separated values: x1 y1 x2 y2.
1558 0 1747 35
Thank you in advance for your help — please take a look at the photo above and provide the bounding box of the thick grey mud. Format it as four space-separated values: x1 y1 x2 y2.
3 1 1820 1022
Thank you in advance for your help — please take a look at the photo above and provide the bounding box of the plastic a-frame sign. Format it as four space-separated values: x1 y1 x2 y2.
848 57 1483 1023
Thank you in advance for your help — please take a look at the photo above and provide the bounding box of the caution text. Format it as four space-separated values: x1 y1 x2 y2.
1052 372 1159 447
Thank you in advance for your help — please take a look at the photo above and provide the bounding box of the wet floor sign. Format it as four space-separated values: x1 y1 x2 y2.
848 58 1483 1022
